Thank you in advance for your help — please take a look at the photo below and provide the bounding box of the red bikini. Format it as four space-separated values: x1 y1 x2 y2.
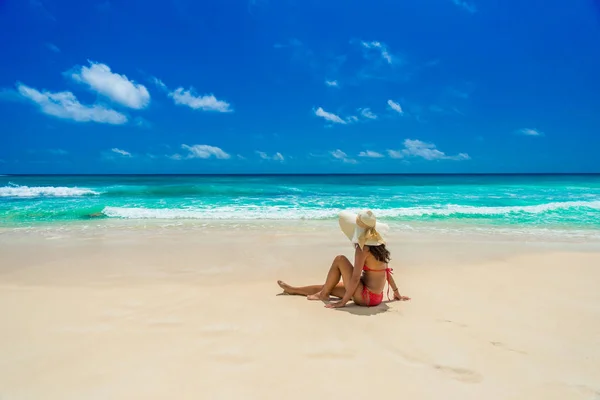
361 265 393 307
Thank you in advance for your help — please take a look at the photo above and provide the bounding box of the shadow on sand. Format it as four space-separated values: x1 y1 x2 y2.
277 292 399 316
333 301 390 316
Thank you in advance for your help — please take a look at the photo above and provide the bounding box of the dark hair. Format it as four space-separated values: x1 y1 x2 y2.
366 244 391 263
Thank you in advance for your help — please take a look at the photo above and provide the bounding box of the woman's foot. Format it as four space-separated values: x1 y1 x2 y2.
277 280 293 294
307 291 328 301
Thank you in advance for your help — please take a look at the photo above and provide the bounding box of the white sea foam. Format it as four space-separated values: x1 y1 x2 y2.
374 201 600 217
0 185 99 198
101 200 600 220
102 206 339 220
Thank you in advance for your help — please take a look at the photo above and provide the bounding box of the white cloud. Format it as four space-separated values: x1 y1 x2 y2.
111 148 132 157
46 43 60 53
182 144 230 159
151 78 232 112
517 128 543 136
388 139 470 161
387 150 404 159
358 150 384 158
387 99 404 114
69 61 150 109
325 80 339 87
331 149 348 159
315 107 347 124
361 40 393 64
330 149 357 164
359 108 377 120
16 83 127 124
170 87 232 112
452 0 477 13
256 151 285 161
168 154 183 161
346 116 359 123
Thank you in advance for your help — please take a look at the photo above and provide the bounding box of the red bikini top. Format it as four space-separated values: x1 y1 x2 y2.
362 265 393 275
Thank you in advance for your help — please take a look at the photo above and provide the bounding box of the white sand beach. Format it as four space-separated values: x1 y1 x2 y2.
1 223 599 399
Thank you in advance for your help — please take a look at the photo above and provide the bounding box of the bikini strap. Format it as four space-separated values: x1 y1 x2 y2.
386 268 394 301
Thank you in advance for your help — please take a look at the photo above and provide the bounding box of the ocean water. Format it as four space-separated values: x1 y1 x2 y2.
1 174 600 238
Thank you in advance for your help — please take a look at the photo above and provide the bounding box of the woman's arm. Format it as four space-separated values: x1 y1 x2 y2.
388 273 410 301
326 246 366 308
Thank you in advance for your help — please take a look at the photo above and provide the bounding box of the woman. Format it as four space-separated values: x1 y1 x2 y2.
277 210 410 308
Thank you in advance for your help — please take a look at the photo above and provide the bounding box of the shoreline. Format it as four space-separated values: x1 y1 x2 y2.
2 218 600 244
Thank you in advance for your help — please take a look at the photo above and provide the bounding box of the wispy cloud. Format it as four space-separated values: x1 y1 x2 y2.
448 87 470 99
361 41 393 64
325 80 339 87
358 150 384 158
359 108 377 120
133 117 152 129
152 77 168 91
48 149 68 155
30 0 56 21
517 128 544 137
274 38 318 71
387 99 404 114
181 144 231 159
314 107 347 124
46 43 60 53
388 139 470 161
330 149 357 164
451 0 477 13
111 148 132 157
14 83 127 124
170 87 232 112
256 151 285 161
387 150 404 159
68 61 150 109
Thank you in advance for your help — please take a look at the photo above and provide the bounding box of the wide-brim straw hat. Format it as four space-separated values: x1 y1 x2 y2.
338 210 389 249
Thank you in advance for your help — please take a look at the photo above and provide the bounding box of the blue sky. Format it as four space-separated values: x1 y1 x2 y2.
1 0 599 174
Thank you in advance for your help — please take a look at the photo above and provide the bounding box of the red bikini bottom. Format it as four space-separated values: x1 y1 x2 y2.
362 286 384 307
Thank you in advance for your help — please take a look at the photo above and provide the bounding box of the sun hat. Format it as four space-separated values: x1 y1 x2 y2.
338 210 388 249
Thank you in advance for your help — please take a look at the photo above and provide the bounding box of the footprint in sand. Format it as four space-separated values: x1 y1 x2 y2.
387 344 482 384
438 318 468 328
490 341 527 355
433 365 483 383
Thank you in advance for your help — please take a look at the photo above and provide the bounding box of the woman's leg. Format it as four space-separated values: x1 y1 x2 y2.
277 281 346 298
307 255 358 301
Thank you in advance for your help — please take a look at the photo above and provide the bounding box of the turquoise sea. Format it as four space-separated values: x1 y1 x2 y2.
1 174 600 238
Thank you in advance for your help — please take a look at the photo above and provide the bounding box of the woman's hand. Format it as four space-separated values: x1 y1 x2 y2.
325 301 347 309
394 291 411 301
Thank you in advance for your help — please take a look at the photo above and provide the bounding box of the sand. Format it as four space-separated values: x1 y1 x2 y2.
1 222 599 400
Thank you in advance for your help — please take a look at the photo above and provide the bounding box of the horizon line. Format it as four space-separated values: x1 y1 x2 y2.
2 173 600 177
